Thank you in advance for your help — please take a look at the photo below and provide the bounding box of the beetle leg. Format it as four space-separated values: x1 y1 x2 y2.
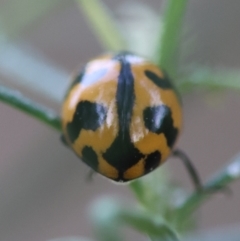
60 134 68 146
172 149 202 191
172 149 232 195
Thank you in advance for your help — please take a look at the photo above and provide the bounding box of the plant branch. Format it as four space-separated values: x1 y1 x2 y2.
0 85 61 131
76 0 126 51
177 67 240 93
157 0 189 75
91 198 180 241
175 153 240 222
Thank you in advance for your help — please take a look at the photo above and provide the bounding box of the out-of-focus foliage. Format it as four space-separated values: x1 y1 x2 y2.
0 0 66 41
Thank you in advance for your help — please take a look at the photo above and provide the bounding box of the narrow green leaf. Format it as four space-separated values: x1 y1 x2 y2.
157 0 189 75
119 211 179 241
0 85 61 131
76 0 126 51
177 67 240 93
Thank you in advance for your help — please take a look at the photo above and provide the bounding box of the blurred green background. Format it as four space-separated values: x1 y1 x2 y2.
0 0 240 240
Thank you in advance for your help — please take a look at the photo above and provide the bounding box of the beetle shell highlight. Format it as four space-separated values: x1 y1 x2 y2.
62 52 182 182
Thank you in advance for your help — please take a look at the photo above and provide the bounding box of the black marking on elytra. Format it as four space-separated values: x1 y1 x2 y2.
143 105 178 148
103 132 145 174
82 146 98 171
115 53 135 136
103 53 145 178
144 151 161 174
66 101 107 143
163 70 182 104
145 70 173 89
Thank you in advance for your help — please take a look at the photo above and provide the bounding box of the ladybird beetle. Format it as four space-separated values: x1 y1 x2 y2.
61 52 182 182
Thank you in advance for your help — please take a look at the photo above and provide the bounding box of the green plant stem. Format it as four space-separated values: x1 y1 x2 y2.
129 180 147 206
175 154 240 221
91 198 179 241
0 85 61 131
76 0 126 51
119 211 179 241
177 67 240 93
157 0 189 75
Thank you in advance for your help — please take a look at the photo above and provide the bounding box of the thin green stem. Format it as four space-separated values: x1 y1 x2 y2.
177 67 240 93
0 85 61 131
129 180 147 206
76 0 126 51
157 0 189 75
119 210 179 241
175 154 240 223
